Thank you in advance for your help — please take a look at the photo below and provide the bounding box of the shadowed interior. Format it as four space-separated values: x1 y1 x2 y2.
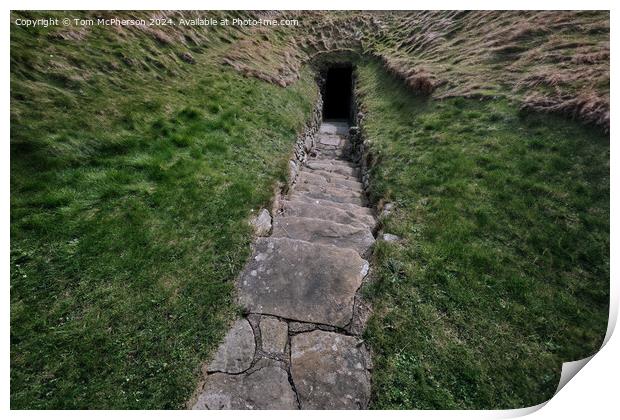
323 66 352 121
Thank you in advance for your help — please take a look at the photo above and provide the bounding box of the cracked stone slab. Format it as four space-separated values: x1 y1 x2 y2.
207 319 255 374
272 216 375 255
291 330 371 409
238 237 368 327
259 316 288 354
281 199 376 230
193 365 298 410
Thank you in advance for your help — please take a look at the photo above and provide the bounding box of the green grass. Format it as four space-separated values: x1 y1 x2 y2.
10 16 317 408
357 61 609 409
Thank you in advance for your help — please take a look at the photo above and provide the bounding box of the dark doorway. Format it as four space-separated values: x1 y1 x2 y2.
323 66 352 121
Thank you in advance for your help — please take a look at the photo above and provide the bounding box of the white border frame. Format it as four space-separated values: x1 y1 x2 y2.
3 2 617 418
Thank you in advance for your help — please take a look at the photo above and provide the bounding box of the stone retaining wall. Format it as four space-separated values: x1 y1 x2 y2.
351 77 400 239
286 94 324 191
350 83 371 197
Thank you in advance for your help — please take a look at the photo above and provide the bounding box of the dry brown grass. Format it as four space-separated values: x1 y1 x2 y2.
522 90 610 128
218 11 609 130
381 56 436 95
15 10 609 129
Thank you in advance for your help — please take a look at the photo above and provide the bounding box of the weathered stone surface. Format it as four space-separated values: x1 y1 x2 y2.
272 216 375 255
238 237 369 327
381 233 401 242
306 160 359 177
195 121 377 410
310 157 356 168
311 149 343 160
291 330 371 409
294 185 364 206
296 182 364 199
303 167 359 182
298 170 364 191
318 134 342 146
281 199 376 229
288 321 316 333
315 144 340 152
207 319 255 374
304 136 313 152
348 293 373 336
260 316 288 354
381 202 395 217
251 208 272 237
320 121 349 136
193 365 298 410
289 194 373 216
288 160 298 183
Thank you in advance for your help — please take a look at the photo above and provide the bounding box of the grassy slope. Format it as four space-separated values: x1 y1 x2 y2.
220 11 609 130
11 15 317 408
357 61 609 409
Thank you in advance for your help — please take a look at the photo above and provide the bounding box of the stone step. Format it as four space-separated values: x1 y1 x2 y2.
309 158 357 168
272 216 375 255
298 171 364 192
299 169 359 187
320 121 349 136
294 185 365 206
310 149 345 160
296 179 364 199
289 194 374 216
313 143 340 150
195 120 376 412
302 167 359 182
291 330 371 409
316 137 350 149
238 237 368 328
305 160 359 178
316 134 343 147
313 145 344 153
281 199 376 229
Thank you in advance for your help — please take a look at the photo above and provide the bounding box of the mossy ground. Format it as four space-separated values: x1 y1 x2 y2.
357 61 609 409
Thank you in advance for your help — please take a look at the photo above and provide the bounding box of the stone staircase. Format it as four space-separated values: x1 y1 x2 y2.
192 121 375 410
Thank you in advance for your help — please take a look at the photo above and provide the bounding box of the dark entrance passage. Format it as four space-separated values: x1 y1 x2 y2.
323 66 353 121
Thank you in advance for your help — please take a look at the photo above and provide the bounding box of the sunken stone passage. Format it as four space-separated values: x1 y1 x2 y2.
192 121 376 410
